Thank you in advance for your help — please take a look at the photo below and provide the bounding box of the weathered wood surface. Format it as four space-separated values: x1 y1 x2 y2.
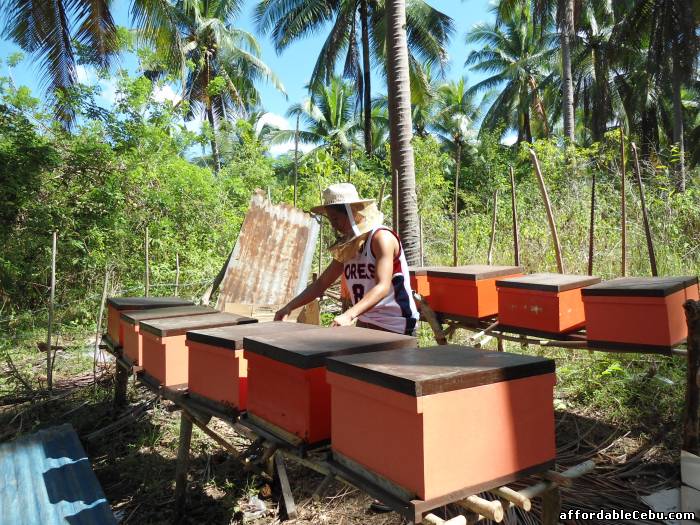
684 299 700 454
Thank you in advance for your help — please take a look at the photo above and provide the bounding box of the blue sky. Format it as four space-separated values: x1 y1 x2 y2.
0 0 497 150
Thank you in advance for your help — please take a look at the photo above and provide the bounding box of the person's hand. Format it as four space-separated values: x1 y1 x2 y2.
274 306 291 321
331 312 354 327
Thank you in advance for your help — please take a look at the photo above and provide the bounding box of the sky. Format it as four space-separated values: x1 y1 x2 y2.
0 1 498 153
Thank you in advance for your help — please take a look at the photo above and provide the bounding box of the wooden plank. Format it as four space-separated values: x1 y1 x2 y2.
333 451 416 502
243 413 305 448
275 452 298 520
174 412 193 518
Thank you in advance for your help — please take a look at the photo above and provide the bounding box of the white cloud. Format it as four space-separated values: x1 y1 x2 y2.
97 77 118 105
153 84 182 105
76 65 92 84
257 112 290 134
269 141 315 157
500 131 518 146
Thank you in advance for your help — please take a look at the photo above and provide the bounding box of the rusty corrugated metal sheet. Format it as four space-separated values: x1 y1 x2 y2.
0 424 116 524
216 191 319 309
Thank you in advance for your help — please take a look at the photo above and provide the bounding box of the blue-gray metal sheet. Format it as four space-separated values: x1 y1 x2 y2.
0 423 116 524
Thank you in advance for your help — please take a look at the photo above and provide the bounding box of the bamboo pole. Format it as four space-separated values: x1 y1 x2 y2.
419 214 424 266
46 231 57 391
455 495 504 522
93 266 110 385
487 190 498 265
631 143 658 276
620 125 626 277
175 253 180 296
453 143 462 266
588 173 596 276
509 166 520 267
293 114 300 208
144 226 150 297
529 149 564 273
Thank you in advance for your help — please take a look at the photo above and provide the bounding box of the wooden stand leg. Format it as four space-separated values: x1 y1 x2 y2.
274 451 297 520
312 472 335 501
113 362 128 410
174 412 193 519
541 487 561 525
683 300 700 454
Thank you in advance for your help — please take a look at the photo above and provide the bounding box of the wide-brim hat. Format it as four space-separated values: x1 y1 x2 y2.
310 183 375 216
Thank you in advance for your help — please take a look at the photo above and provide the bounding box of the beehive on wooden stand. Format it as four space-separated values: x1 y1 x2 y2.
140 312 257 387
186 322 319 411
496 273 601 335
106 297 193 348
582 276 699 352
121 306 216 366
326 346 556 501
412 265 523 320
243 326 416 445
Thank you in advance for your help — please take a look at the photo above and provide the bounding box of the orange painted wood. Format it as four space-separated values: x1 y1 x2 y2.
327 346 556 501
246 352 330 443
243 326 417 444
425 266 523 319
187 341 248 409
141 331 189 387
105 297 192 346
497 274 601 334
583 282 699 348
186 322 318 410
107 304 121 344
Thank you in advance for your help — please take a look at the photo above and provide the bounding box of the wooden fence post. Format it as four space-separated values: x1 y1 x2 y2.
487 190 498 266
175 253 180 296
588 173 596 276
93 266 110 386
509 166 520 267
683 300 700 455
47 231 57 391
144 226 150 297
631 142 658 276
529 150 565 273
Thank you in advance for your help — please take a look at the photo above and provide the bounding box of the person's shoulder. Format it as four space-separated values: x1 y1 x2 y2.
370 228 399 255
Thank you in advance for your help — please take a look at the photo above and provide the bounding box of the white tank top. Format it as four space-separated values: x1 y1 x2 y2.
343 227 419 335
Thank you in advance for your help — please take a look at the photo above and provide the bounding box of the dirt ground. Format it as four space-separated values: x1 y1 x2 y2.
0 363 681 525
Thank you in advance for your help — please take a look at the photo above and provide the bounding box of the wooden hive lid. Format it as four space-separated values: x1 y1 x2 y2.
140 312 257 337
187 321 319 350
120 305 217 325
496 273 601 292
106 297 193 310
243 326 417 369
581 276 699 297
327 346 555 396
424 265 524 281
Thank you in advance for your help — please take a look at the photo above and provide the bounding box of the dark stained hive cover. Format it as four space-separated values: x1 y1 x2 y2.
187 321 319 350
581 276 698 297
140 312 257 337
120 305 217 324
425 265 524 281
327 346 555 397
496 273 601 292
106 297 193 310
243 326 417 369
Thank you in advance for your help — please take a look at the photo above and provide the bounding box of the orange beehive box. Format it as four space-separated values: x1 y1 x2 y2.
243 326 416 445
327 346 556 501
408 267 430 298
496 273 601 335
121 305 216 366
140 312 257 387
419 265 523 320
186 322 319 410
105 297 192 348
582 276 699 352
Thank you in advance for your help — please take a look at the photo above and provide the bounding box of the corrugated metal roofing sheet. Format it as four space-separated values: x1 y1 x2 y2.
216 191 319 309
0 424 116 524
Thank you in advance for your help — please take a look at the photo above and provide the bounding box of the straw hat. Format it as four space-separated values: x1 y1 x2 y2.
310 183 375 216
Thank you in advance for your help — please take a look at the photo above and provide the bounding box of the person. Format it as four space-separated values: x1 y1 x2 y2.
274 183 419 336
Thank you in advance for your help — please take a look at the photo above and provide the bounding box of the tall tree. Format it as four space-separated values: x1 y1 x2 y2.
1 0 118 126
560 0 576 141
255 0 453 156
136 0 284 173
385 0 419 264
466 5 555 143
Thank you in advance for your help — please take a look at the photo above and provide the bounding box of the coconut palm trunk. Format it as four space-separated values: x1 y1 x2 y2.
385 0 420 265
206 105 222 174
360 0 373 155
672 44 685 191
453 142 461 266
560 0 575 141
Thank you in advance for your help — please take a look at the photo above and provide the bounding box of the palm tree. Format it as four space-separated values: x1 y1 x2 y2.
2 0 118 126
255 0 453 157
385 0 419 265
432 78 486 266
271 77 359 159
466 5 556 143
137 0 284 173
614 0 699 191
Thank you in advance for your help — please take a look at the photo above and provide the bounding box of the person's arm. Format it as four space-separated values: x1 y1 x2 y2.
274 259 343 321
332 230 398 326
